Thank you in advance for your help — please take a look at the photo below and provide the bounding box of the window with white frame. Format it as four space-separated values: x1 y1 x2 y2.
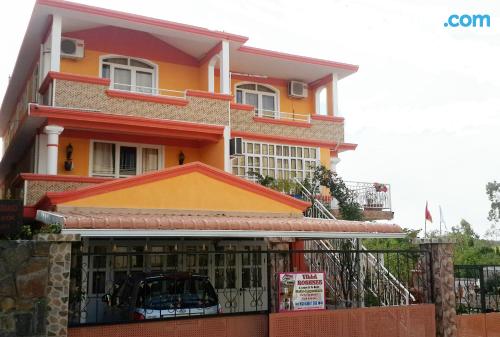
235 83 278 118
91 141 163 178
231 140 318 180
101 56 156 94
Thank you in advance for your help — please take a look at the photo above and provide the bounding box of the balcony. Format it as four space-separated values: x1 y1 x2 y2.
40 72 231 127
35 71 350 150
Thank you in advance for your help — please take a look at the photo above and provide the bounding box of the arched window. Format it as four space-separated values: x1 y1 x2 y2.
101 56 157 94
235 83 278 117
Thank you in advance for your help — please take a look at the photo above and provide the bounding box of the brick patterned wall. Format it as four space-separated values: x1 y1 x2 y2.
25 181 101 206
231 109 344 144
68 314 268 337
269 304 436 337
54 80 230 126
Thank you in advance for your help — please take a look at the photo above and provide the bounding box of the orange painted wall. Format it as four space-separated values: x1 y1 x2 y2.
165 146 200 168
199 139 225 171
61 171 303 214
57 137 90 176
219 76 315 115
60 49 201 92
319 147 331 168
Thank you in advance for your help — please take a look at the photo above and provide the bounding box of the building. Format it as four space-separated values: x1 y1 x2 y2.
0 0 405 331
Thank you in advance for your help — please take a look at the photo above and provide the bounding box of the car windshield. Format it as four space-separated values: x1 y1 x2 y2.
136 276 218 310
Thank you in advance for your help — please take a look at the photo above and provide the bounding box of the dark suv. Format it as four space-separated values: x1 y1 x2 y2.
103 272 220 321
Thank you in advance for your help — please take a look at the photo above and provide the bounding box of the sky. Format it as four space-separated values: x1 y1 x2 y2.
0 0 499 236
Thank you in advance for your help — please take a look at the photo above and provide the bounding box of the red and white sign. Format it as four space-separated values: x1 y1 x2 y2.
278 272 325 312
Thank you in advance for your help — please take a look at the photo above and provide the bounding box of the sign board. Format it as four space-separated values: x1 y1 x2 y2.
278 272 325 312
0 200 23 236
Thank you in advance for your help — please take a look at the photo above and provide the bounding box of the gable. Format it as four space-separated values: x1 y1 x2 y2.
64 26 199 66
48 163 308 215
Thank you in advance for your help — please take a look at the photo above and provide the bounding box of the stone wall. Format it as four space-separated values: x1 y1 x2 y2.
0 240 49 337
416 238 458 337
0 234 79 337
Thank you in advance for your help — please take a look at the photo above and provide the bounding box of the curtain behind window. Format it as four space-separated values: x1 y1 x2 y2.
93 142 115 176
142 148 159 173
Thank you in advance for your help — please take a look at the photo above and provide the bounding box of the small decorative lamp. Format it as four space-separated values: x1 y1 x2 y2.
178 151 185 165
64 143 74 171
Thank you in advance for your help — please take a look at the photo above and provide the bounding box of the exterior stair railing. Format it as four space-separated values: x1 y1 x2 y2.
294 178 413 306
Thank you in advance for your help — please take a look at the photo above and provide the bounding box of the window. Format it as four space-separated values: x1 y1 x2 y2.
231 140 318 180
101 56 156 93
235 83 278 118
91 141 162 178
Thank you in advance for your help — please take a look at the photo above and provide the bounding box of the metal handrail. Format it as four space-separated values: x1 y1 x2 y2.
111 82 186 98
293 178 336 220
255 108 311 123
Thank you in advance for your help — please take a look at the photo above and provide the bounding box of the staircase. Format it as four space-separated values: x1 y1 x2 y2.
294 179 413 307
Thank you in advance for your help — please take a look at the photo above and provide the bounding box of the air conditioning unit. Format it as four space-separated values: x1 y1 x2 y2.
60 38 84 59
230 137 243 156
288 80 308 98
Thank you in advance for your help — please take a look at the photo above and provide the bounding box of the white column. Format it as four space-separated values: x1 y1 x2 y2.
331 73 339 117
219 40 230 94
223 126 231 173
44 125 64 175
330 156 341 172
208 56 218 93
50 15 62 72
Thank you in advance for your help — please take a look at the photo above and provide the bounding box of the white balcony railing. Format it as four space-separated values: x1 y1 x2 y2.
344 181 392 211
255 108 311 123
111 82 186 98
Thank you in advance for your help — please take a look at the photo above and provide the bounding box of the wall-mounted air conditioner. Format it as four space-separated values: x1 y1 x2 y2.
288 80 308 98
60 38 84 59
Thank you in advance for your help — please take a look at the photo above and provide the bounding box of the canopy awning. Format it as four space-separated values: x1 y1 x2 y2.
36 209 405 239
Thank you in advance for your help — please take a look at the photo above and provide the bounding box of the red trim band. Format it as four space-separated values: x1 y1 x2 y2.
185 90 233 101
230 103 255 111
310 115 344 123
44 162 310 210
30 105 224 142
231 130 357 151
238 46 359 71
37 0 248 43
105 89 189 106
46 144 58 147
39 71 111 94
252 117 311 128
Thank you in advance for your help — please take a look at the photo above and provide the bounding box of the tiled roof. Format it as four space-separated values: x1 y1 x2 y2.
52 208 403 235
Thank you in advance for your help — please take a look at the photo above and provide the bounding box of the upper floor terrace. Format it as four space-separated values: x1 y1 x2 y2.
0 0 357 151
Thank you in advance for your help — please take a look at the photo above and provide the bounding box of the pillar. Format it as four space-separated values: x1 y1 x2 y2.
330 156 341 172
416 238 458 337
208 56 218 93
49 15 62 72
34 233 80 337
44 125 64 175
219 40 230 94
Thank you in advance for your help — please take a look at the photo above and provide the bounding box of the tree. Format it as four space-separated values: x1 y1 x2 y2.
486 181 500 241
311 165 364 221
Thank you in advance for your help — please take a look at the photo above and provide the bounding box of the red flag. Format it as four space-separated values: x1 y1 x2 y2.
425 202 433 223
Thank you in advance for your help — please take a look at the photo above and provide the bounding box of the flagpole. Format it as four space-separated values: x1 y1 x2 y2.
439 205 442 236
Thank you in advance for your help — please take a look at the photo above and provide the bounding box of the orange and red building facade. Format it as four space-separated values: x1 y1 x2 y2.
0 0 406 325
